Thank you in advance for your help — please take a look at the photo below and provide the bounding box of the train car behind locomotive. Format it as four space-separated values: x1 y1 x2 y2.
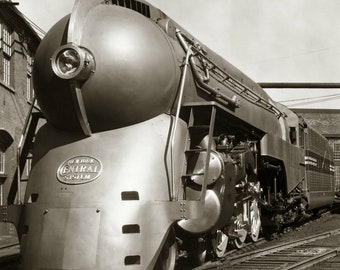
2 0 335 269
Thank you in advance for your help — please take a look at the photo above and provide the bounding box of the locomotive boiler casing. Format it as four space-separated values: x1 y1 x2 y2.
33 5 180 132
21 114 187 269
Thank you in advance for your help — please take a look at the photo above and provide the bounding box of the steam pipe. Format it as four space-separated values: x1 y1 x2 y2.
169 45 192 200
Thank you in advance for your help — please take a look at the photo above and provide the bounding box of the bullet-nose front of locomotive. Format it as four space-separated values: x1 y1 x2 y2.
33 3 178 132
27 3 182 270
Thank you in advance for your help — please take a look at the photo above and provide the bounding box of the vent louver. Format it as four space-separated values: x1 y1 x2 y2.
111 0 150 18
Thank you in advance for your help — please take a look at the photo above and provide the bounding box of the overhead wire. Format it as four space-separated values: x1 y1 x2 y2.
21 12 46 38
278 93 340 103
279 94 340 107
244 40 340 108
244 44 340 66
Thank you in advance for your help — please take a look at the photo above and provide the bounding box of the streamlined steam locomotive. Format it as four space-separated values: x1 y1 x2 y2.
4 0 335 269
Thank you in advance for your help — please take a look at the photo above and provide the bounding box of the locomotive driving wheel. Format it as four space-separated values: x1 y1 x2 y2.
249 182 261 242
211 230 229 257
231 213 247 249
231 180 262 248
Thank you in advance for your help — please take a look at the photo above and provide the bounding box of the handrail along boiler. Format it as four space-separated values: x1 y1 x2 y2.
2 0 335 269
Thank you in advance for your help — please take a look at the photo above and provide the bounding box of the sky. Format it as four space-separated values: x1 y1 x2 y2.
17 0 340 109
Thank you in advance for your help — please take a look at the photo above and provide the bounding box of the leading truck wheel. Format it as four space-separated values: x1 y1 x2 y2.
154 232 177 270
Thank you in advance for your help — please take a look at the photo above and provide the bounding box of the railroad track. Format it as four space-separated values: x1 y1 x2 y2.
194 228 340 270
0 234 20 270
0 242 20 264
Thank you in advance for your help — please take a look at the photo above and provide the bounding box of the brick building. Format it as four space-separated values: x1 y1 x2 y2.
293 109 340 194
0 3 40 206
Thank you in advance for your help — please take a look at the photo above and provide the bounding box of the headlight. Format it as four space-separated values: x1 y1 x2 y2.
57 49 81 75
51 43 95 80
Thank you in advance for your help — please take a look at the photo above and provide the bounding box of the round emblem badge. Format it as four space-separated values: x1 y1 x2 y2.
57 156 103 184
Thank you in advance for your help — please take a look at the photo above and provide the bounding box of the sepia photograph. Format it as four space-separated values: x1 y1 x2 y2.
1 0 340 269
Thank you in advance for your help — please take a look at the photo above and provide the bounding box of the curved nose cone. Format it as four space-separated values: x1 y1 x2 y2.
34 4 178 133
79 5 178 131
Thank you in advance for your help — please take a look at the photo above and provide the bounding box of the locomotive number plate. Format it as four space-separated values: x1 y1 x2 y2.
57 155 103 184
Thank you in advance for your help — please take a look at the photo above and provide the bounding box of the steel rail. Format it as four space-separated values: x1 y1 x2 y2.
229 227 340 264
0 242 20 264
282 248 340 270
0 242 19 250
193 228 340 270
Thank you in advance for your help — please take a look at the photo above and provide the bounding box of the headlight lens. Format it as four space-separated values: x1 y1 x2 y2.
51 43 95 80
57 49 81 76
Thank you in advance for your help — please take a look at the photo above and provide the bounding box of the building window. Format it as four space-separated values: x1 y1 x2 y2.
26 156 32 177
334 143 340 160
26 75 31 100
3 24 12 57
3 56 10 85
1 23 11 86
27 55 32 74
0 151 5 174
26 54 32 101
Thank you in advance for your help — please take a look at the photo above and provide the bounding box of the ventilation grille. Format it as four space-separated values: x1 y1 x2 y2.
111 0 151 18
